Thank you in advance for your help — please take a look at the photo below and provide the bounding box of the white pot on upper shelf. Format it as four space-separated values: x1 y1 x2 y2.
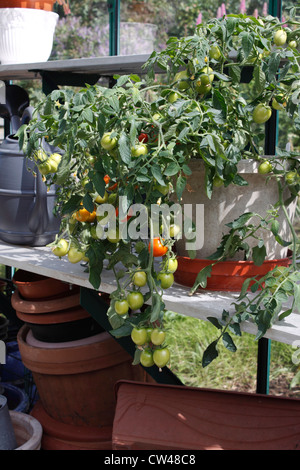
0 7 58 64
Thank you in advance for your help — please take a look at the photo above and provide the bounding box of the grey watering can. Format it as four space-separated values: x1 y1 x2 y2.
0 86 60 246
0 395 17 450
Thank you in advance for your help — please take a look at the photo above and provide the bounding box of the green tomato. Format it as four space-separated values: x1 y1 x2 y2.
131 143 148 157
169 224 181 238
154 183 170 196
34 148 48 163
132 271 147 287
209 45 221 60
150 328 166 346
195 81 212 95
165 258 178 273
285 171 299 186
49 153 62 164
90 225 104 240
94 191 108 204
127 291 144 310
51 238 69 257
288 40 297 48
199 66 214 84
274 29 287 46
100 132 117 151
38 160 52 175
174 70 190 90
258 161 273 174
131 327 148 346
145 327 153 342
115 299 129 316
67 246 84 264
106 228 120 243
213 175 224 187
140 348 154 367
153 347 170 368
252 104 272 124
168 92 179 103
272 96 287 111
157 272 174 289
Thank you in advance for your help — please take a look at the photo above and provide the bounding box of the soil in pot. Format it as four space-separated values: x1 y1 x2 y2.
174 256 291 291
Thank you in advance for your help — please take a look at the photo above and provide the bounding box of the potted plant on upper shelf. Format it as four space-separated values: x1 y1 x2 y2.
0 0 70 64
17 13 300 370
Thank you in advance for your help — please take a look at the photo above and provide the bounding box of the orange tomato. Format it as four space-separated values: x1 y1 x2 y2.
148 237 168 257
75 208 96 223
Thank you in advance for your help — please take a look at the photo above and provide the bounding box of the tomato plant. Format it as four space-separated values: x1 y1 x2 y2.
20 13 300 372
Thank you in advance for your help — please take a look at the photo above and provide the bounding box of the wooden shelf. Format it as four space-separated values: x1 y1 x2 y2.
0 54 151 81
0 240 299 346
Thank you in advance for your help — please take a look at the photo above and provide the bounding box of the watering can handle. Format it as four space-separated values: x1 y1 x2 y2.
25 107 50 235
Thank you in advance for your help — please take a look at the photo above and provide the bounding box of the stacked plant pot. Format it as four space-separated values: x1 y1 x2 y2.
13 270 148 450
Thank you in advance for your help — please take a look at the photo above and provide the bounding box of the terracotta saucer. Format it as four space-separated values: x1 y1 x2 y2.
11 288 80 314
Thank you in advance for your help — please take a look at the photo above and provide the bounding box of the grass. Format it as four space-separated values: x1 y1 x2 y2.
164 311 300 398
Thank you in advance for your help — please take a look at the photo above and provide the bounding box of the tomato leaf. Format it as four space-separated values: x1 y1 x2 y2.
222 332 237 352
252 244 266 266
202 340 219 367
241 32 255 59
118 132 131 164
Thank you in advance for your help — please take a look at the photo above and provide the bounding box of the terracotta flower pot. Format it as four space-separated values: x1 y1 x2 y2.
12 270 73 300
31 401 112 450
0 1 55 10
174 256 291 291
17 325 147 427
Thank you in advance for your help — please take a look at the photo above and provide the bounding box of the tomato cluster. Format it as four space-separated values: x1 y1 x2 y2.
35 151 62 176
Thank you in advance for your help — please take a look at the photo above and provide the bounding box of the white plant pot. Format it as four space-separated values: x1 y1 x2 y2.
0 8 58 64
175 159 298 260
9 410 43 450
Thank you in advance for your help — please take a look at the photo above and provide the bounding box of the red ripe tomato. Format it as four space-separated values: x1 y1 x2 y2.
148 238 168 257
138 133 149 143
